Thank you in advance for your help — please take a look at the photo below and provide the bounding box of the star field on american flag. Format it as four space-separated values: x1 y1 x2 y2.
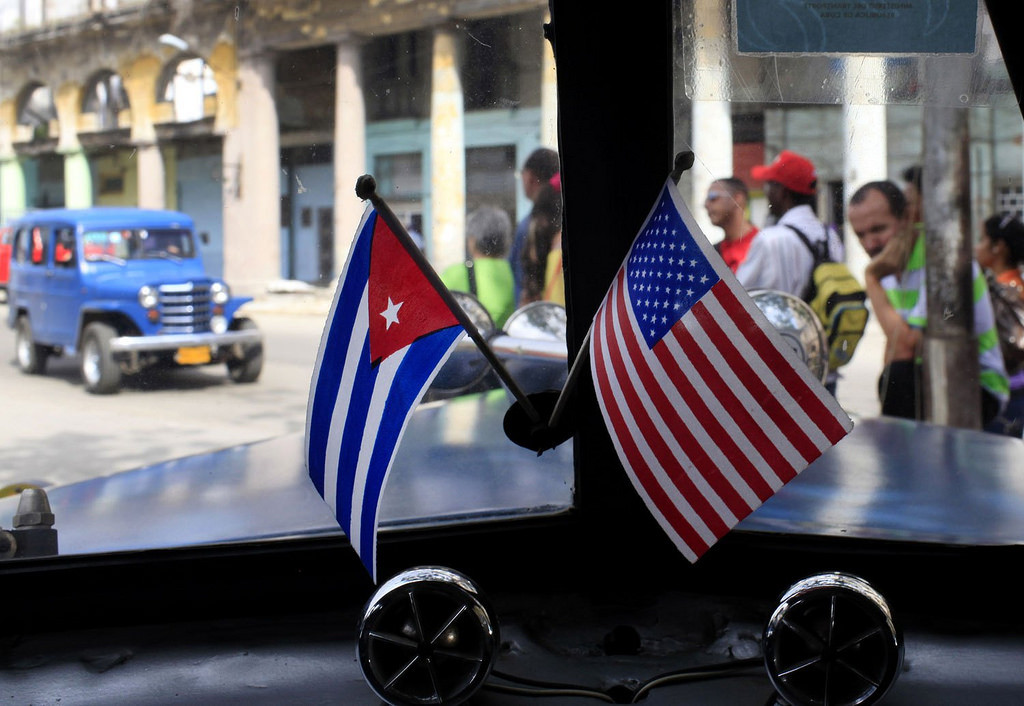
628 193 720 348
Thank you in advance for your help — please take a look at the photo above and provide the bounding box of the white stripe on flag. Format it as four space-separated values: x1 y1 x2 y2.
594 279 718 550
323 283 371 517
672 318 804 478
658 330 786 493
617 279 761 513
348 343 408 558
700 293 833 453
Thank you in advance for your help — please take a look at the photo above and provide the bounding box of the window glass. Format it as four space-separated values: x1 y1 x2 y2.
82 228 194 261
30 227 46 265
672 0 1023 427
0 4 567 560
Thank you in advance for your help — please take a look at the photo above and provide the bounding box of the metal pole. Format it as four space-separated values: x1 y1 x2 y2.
921 90 979 428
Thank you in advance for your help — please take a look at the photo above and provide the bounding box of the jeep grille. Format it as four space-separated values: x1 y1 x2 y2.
158 282 212 334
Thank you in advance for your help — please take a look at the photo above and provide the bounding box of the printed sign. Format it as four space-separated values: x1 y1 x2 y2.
735 0 977 54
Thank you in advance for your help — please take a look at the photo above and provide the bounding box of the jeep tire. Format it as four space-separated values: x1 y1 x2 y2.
81 322 122 394
226 317 263 384
15 315 48 375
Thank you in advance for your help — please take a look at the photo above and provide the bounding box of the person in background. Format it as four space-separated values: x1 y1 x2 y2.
406 214 424 251
736 150 842 296
976 213 1024 437
520 175 564 306
737 150 843 394
901 165 923 226
847 180 1008 426
440 206 516 329
510 148 560 304
705 176 759 272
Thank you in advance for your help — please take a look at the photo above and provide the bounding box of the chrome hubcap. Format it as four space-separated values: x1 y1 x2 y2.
82 339 100 385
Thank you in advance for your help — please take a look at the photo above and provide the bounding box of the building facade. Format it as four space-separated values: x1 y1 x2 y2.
0 0 556 294
2 1 1021 296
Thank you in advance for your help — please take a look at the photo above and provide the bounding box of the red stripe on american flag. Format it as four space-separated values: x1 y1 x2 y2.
713 283 849 445
663 319 795 495
592 293 712 558
690 298 821 464
610 276 759 519
598 276 730 538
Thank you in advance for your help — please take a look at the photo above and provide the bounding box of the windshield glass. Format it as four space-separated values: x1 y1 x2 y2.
673 0 1023 426
83 228 195 261
0 0 1021 565
0 3 569 560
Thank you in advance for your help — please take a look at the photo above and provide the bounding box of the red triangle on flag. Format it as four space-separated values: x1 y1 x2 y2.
367 215 460 364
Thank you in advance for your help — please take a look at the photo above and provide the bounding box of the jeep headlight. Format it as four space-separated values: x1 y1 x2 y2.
138 285 158 309
210 281 230 305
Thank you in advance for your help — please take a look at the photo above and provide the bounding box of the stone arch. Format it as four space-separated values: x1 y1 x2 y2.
81 69 131 132
15 82 57 141
156 52 219 124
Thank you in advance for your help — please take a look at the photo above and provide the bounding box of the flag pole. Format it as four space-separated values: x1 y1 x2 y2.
547 151 697 434
355 175 542 424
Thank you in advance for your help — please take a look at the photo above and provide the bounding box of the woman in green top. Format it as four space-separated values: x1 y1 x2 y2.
441 206 516 329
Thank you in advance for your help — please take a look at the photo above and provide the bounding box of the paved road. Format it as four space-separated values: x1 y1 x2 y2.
0 300 331 489
0 288 884 491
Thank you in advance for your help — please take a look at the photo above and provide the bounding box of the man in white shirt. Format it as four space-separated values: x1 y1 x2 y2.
736 150 842 296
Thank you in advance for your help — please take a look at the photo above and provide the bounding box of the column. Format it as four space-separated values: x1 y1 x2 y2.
222 51 281 296
0 157 26 224
539 11 558 150
0 102 27 223
842 56 889 280
429 25 466 271
136 143 166 209
334 36 367 271
123 55 166 210
55 82 92 208
691 0 732 239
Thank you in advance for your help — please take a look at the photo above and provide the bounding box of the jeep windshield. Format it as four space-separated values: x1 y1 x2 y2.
82 228 195 263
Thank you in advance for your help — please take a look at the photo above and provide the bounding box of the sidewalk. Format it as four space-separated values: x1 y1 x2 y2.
835 309 885 421
242 280 334 317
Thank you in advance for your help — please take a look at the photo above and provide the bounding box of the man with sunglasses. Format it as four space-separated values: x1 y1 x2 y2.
705 176 759 272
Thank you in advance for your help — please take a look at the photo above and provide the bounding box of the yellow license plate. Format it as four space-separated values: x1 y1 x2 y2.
175 346 212 365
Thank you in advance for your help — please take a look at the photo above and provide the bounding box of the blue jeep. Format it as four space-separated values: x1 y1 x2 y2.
5 208 263 394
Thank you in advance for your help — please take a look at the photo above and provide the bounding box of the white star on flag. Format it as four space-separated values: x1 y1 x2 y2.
380 297 403 329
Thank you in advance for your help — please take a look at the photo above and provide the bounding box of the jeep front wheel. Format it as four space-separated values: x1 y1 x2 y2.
226 317 263 384
81 322 121 394
15 316 48 375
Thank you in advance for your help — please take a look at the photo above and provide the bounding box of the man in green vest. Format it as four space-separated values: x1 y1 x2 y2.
847 180 1008 425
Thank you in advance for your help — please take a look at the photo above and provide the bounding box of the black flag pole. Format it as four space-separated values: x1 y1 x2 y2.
354 175 542 425
544 151 697 437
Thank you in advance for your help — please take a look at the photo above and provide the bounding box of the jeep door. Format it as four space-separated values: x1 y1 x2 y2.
44 225 81 347
10 225 50 342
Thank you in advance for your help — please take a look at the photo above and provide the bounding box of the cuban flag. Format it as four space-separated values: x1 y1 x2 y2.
590 178 853 563
306 207 463 581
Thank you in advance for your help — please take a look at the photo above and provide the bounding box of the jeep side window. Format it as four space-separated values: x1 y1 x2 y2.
30 227 46 266
55 228 75 267
14 227 30 265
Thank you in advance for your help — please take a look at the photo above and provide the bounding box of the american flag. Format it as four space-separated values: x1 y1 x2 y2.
306 206 463 581
589 179 852 562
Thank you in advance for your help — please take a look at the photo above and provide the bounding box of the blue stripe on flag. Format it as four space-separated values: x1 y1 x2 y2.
355 325 464 560
307 213 375 495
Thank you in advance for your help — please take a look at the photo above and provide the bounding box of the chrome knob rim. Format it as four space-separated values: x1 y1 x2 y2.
357 566 499 706
763 572 903 706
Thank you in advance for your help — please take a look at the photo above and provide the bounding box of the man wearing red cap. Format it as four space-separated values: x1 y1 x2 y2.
736 150 843 296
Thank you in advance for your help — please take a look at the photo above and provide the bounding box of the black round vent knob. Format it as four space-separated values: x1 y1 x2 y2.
763 572 903 706
357 566 499 705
